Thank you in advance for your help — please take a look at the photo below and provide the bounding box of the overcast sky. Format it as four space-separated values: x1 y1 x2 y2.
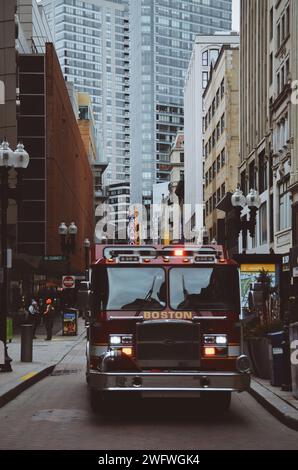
232 0 240 32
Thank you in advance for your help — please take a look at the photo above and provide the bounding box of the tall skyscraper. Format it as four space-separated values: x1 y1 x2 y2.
43 0 130 186
129 0 232 206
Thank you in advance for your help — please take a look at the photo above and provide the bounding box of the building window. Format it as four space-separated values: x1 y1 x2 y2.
221 148 226 167
220 78 225 98
277 22 281 49
269 53 273 85
212 162 216 178
202 50 208 66
220 113 225 133
240 170 246 194
279 180 292 231
286 5 290 37
258 151 268 194
202 71 208 89
270 7 273 41
249 161 257 190
221 183 226 199
212 131 216 148
286 57 290 81
212 98 216 116
216 89 220 107
210 49 219 64
216 155 221 172
259 202 268 245
281 15 285 43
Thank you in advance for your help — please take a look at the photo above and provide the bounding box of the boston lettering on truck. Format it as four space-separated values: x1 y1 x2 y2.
79 244 251 413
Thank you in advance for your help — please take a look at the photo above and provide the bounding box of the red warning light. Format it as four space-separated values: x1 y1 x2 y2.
174 249 184 256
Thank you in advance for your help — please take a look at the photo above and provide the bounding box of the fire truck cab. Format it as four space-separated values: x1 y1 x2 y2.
83 245 250 413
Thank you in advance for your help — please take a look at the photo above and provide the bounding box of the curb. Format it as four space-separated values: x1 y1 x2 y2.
250 380 298 431
0 365 55 409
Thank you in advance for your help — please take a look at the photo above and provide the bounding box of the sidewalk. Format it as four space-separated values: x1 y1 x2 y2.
0 318 86 409
250 376 298 431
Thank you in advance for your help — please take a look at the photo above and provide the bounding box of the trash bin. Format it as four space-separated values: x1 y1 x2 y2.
6 317 13 343
290 322 298 399
62 308 78 336
268 331 284 387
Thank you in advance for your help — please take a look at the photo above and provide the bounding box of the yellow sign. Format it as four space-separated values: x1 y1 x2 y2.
240 264 276 273
143 311 193 320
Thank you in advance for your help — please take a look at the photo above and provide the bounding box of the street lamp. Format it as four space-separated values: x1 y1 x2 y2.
231 188 261 253
0 138 30 372
58 222 78 256
84 238 91 281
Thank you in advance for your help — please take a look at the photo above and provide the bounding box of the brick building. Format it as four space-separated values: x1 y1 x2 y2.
0 0 95 304
17 44 94 280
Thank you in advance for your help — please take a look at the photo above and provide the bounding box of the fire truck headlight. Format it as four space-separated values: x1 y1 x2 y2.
215 335 227 345
109 334 133 347
204 334 227 345
110 335 122 346
236 355 250 373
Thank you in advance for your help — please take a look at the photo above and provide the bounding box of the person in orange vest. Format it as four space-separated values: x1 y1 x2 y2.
43 298 55 341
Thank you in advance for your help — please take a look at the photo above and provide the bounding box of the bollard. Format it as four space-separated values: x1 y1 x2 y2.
20 324 33 362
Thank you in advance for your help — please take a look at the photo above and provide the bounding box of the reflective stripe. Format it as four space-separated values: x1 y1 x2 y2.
228 345 240 357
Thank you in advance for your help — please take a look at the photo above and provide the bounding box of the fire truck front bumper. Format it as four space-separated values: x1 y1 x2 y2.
88 371 250 396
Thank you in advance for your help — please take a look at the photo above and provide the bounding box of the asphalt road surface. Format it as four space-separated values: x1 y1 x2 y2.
0 339 297 450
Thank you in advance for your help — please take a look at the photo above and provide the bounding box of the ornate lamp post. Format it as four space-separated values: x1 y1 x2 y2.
58 222 78 256
0 139 29 372
58 222 78 277
231 188 261 253
84 238 91 281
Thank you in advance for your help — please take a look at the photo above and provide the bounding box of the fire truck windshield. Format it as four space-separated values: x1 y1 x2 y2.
96 267 166 311
169 266 240 312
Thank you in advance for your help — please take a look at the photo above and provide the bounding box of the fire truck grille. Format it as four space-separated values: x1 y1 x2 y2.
136 321 200 368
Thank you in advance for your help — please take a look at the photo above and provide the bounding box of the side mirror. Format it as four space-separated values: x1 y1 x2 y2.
78 281 93 320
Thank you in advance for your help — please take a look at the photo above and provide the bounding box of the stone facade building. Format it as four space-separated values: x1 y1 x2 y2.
203 45 240 243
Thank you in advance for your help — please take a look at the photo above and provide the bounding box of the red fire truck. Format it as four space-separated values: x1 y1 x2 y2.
81 244 250 413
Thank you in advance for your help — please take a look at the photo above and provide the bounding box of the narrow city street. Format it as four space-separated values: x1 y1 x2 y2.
0 339 297 451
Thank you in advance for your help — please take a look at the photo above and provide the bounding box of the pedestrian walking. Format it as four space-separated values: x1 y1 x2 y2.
43 298 55 341
28 300 40 339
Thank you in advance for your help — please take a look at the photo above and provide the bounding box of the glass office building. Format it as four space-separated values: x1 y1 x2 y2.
43 0 130 185
129 0 232 205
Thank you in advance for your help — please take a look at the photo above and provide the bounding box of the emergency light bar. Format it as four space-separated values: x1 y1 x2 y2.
103 245 223 261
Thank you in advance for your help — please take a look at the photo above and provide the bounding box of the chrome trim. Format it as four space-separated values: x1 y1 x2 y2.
108 316 228 321
88 370 250 393
109 316 144 321
193 316 227 321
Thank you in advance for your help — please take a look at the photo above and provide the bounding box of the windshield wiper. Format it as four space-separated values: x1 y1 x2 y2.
182 274 189 299
132 275 158 316
144 275 157 301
